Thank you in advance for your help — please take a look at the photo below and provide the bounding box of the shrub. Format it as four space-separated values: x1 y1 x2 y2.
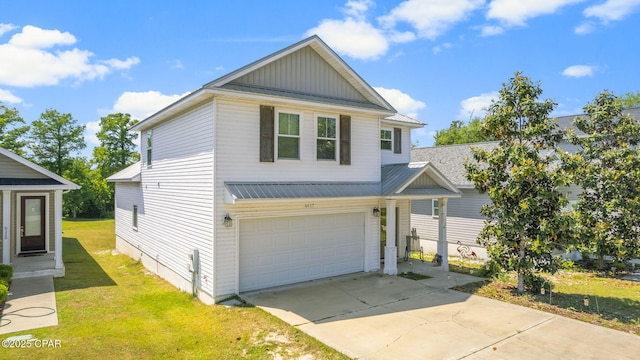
0 265 12 288
479 260 502 278
524 273 553 295
0 283 8 303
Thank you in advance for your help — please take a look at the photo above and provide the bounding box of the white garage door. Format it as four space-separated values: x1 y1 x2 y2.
240 212 365 292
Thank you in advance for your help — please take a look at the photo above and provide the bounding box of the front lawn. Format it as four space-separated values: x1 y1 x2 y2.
3 219 347 359
445 257 640 336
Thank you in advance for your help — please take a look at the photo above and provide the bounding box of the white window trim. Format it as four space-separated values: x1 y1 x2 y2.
432 199 439 218
315 114 338 161
381 129 393 151
15 192 50 255
145 129 153 167
276 109 302 160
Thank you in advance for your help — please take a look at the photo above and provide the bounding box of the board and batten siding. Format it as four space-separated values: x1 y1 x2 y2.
133 101 216 298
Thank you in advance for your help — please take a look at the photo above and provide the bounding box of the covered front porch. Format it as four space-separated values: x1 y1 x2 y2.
380 162 461 274
0 148 79 279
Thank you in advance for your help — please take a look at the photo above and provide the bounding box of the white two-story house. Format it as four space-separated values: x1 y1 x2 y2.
108 35 460 304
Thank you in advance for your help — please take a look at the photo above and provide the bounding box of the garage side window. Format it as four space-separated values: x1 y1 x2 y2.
146 130 153 166
133 205 138 230
381 130 392 150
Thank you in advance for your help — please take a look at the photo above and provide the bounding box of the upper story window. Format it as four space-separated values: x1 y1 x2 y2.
278 112 300 159
380 130 392 150
146 130 153 165
381 128 402 153
317 116 336 160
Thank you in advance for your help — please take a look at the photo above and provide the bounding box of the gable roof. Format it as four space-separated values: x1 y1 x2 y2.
381 162 460 197
382 113 425 128
106 161 141 183
133 35 396 132
205 35 395 112
0 147 79 190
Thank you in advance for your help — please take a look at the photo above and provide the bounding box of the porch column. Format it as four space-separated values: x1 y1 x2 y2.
2 190 10 265
54 190 63 270
384 199 397 275
437 198 449 271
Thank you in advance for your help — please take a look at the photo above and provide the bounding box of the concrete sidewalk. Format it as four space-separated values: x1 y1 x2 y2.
0 276 58 335
243 264 640 359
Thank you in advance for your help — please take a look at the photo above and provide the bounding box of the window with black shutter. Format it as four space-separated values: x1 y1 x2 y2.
339 115 351 165
393 128 402 154
259 105 274 162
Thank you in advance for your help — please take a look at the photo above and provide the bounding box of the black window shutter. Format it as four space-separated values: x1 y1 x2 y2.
340 115 351 165
260 105 274 162
393 128 402 154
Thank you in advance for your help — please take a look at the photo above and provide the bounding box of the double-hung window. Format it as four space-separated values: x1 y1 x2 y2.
317 116 336 160
278 112 300 159
432 199 439 218
380 130 392 150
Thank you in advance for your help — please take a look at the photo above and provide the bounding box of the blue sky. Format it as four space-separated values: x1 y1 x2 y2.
2 0 640 154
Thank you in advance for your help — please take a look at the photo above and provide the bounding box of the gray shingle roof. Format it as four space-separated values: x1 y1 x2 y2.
554 107 640 136
411 142 498 187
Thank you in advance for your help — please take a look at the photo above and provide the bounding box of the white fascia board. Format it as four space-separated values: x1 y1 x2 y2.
206 88 396 117
385 193 462 201
131 89 211 132
381 118 425 129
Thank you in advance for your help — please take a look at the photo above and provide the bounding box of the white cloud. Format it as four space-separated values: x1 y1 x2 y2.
0 23 17 37
562 65 594 78
109 90 190 121
0 25 140 87
432 42 453 54
168 59 184 69
306 18 389 60
379 0 484 39
102 57 140 70
487 0 585 26
583 0 640 22
344 0 374 20
481 25 505 36
0 89 22 103
84 120 101 146
458 91 499 120
574 21 595 34
374 87 426 118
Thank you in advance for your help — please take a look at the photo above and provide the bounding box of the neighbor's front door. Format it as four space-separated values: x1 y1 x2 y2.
20 196 46 253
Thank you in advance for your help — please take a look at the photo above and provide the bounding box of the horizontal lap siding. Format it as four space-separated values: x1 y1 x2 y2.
138 102 216 296
213 99 381 296
411 189 488 246
0 155 48 178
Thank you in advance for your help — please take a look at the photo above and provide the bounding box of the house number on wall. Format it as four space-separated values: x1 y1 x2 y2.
304 203 315 209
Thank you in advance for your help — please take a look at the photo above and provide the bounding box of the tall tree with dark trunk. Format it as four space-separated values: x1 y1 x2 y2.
465 72 573 293
28 109 86 175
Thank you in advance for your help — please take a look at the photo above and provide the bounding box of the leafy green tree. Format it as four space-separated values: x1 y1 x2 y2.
617 91 640 109
93 113 140 178
465 72 572 293
434 118 494 146
561 91 640 267
0 104 30 156
62 157 113 218
28 109 86 175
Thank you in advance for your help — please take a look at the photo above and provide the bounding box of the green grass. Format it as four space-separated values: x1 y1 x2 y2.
454 270 640 336
3 219 348 359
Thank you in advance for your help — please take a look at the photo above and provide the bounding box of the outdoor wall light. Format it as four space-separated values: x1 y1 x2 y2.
223 213 233 227
583 296 589 307
373 207 380 217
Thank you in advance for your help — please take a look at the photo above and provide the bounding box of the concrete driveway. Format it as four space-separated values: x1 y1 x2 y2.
242 263 640 359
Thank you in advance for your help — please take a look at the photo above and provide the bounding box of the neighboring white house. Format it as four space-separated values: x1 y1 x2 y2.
410 108 640 258
0 147 79 278
108 35 461 304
